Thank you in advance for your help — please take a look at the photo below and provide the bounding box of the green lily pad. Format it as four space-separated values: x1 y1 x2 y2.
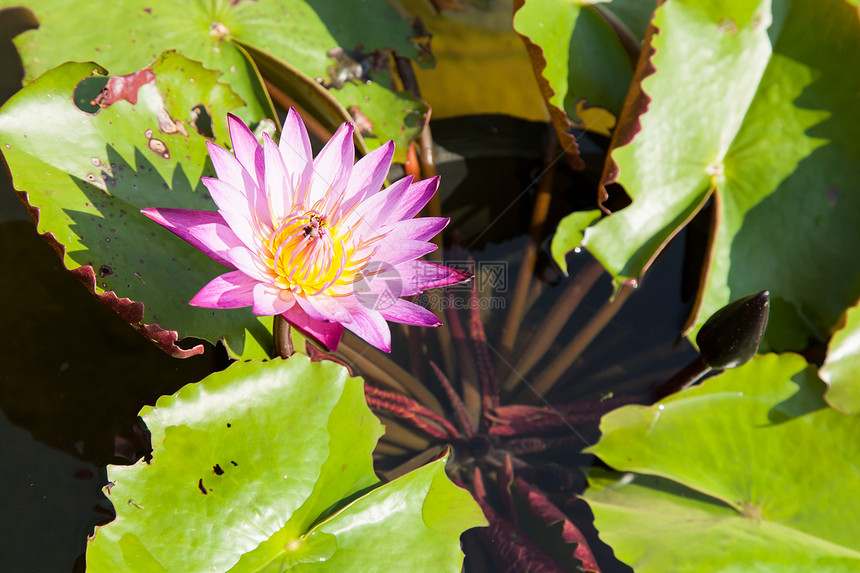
86 356 485 571
399 0 550 122
584 352 860 571
514 0 635 152
4 0 426 161
0 53 273 358
820 297 860 415
582 0 860 351
550 209 602 275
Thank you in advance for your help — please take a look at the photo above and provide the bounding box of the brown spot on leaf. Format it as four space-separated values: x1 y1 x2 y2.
718 17 739 35
148 138 169 159
93 68 155 107
320 47 389 89
191 104 214 138
157 108 188 136
209 21 230 42
348 106 374 137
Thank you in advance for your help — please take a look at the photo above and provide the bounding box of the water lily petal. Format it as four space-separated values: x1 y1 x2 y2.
339 140 394 220
343 306 392 352
379 298 442 327
263 132 289 224
348 174 414 233
382 217 450 242
281 304 344 351
141 207 240 269
227 113 264 186
307 122 354 210
251 282 296 315
206 141 252 192
396 259 472 295
201 177 260 249
279 107 314 202
372 239 438 267
352 175 439 230
226 246 273 283
384 176 440 223
189 270 257 309
295 293 353 324
206 141 269 225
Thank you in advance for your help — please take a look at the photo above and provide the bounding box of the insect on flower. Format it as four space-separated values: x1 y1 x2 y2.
142 109 470 352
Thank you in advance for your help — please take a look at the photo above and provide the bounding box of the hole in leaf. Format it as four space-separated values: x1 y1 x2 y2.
73 76 109 115
191 104 214 139
198 478 208 495
98 265 112 278
213 464 224 475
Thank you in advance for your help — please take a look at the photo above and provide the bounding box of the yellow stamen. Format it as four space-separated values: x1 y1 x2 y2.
264 210 371 296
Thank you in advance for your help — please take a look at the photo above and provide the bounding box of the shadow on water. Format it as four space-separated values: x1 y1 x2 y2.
0 217 219 572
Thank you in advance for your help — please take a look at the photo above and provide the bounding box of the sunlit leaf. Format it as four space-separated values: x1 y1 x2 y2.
820 297 860 415
514 0 636 159
0 53 272 358
550 209 601 275
86 356 486 572
401 0 550 122
585 353 860 571
582 0 860 351
4 0 425 160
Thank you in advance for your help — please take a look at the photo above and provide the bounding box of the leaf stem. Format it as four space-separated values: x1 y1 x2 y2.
273 315 294 359
518 283 635 402
337 334 446 415
496 127 557 370
502 258 604 394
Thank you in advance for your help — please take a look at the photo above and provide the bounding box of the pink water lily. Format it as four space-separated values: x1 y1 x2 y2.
142 110 469 352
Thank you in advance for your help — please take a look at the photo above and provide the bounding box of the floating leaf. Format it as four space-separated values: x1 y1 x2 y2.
4 0 425 160
514 0 636 160
0 53 272 358
86 356 485 571
820 297 860 415
582 0 860 351
401 0 550 122
585 353 860 571
551 209 602 275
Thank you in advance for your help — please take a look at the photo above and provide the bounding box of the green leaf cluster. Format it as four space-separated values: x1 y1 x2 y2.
86 356 485 572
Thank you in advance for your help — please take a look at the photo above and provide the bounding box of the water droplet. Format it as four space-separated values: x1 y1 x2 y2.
658 404 665 410
737 392 744 397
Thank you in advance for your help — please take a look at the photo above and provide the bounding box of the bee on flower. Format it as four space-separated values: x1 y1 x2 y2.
142 109 469 352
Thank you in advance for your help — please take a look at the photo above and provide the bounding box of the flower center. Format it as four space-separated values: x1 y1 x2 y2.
265 210 362 295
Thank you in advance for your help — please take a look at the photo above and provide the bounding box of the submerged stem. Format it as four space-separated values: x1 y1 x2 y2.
496 128 557 371
502 259 604 394
519 283 635 402
337 335 445 415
